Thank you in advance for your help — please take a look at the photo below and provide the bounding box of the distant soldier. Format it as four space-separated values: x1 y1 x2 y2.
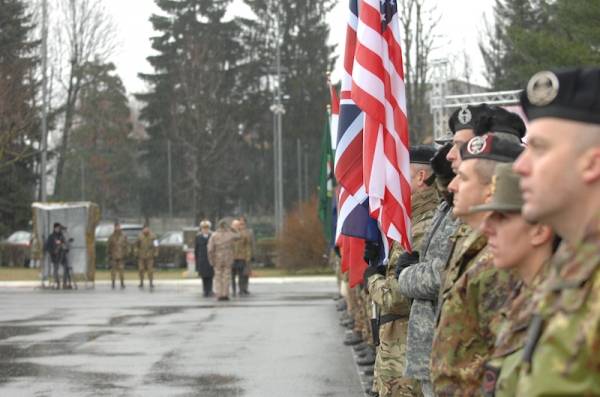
195 220 214 297
107 221 129 289
232 216 254 296
512 68 600 395
45 222 67 289
135 225 158 289
207 219 238 301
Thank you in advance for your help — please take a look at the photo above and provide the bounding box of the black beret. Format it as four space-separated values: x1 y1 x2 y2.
409 144 436 165
474 106 526 139
460 134 524 163
448 103 492 134
53 222 61 229
521 68 600 125
430 143 455 180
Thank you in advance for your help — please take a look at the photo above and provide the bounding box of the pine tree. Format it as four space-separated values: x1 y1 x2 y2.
0 0 39 237
62 61 137 214
138 0 249 218
246 0 336 209
481 0 600 90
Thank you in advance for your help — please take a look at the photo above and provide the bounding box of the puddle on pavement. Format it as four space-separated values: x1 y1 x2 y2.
0 325 46 341
0 330 117 360
152 372 244 396
0 360 129 389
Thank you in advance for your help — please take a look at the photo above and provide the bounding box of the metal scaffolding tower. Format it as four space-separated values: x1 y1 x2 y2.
430 60 522 139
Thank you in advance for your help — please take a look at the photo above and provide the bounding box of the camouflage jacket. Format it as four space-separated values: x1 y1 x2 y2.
516 216 600 396
483 265 550 397
107 231 129 260
397 200 460 380
431 227 515 396
135 232 158 259
368 187 439 315
233 228 253 262
207 230 239 268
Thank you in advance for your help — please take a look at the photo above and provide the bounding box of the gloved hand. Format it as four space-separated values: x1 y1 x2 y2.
363 264 386 293
395 251 420 279
363 241 380 265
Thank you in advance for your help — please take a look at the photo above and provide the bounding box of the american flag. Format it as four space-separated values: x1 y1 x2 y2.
334 0 382 287
351 0 412 251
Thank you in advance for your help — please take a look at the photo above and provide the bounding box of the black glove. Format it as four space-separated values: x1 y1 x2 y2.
363 241 380 265
363 264 387 293
395 251 420 279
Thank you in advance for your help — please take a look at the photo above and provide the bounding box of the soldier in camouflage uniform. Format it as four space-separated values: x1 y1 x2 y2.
396 143 459 397
430 134 523 395
108 221 129 289
232 217 253 296
469 163 556 397
364 145 439 397
135 225 158 289
207 219 239 301
238 216 255 294
512 68 600 396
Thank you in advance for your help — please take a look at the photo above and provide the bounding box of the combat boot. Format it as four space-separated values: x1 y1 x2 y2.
120 276 125 289
357 349 376 366
343 331 363 346
111 279 116 289
139 273 144 288
149 274 154 290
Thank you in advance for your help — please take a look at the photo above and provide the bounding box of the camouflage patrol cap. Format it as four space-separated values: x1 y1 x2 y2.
521 68 600 125
460 134 524 163
470 163 523 213
410 144 437 164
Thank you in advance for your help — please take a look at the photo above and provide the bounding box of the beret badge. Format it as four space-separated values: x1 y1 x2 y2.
458 105 472 124
527 70 559 106
467 136 487 155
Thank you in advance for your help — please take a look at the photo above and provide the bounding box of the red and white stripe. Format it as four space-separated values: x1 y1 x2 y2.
351 0 412 251
329 83 340 150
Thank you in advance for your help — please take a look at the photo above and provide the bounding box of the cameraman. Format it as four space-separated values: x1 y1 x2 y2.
45 222 66 289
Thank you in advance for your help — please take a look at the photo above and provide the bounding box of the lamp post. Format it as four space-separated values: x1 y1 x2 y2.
270 4 285 236
40 0 49 201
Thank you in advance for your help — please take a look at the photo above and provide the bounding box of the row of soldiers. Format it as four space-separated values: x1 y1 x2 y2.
107 223 158 289
336 67 600 396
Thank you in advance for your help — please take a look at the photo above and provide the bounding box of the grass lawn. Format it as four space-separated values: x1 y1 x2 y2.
0 266 334 281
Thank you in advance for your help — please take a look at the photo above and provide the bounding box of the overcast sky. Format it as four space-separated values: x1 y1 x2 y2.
103 0 496 95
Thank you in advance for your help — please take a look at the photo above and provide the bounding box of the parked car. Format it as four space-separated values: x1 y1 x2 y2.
157 231 186 268
0 231 32 267
95 223 143 269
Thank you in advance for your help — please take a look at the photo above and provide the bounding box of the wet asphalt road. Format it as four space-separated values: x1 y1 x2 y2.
0 278 363 397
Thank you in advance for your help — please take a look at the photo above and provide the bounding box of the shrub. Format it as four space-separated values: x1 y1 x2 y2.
277 197 328 271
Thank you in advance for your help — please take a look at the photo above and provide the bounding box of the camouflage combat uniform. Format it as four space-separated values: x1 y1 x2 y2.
108 229 129 286
482 265 550 397
514 215 600 396
135 231 158 286
368 187 438 397
430 226 514 396
207 229 238 299
232 228 253 294
397 200 460 395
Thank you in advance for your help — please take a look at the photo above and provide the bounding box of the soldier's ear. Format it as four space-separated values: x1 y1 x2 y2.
580 146 600 184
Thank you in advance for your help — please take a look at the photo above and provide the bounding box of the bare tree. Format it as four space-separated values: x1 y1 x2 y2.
399 0 439 143
50 0 117 198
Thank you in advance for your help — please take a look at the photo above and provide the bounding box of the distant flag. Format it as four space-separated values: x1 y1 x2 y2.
318 111 335 245
351 0 412 251
329 83 340 151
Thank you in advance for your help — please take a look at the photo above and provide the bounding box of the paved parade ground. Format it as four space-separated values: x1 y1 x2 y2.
0 278 363 397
